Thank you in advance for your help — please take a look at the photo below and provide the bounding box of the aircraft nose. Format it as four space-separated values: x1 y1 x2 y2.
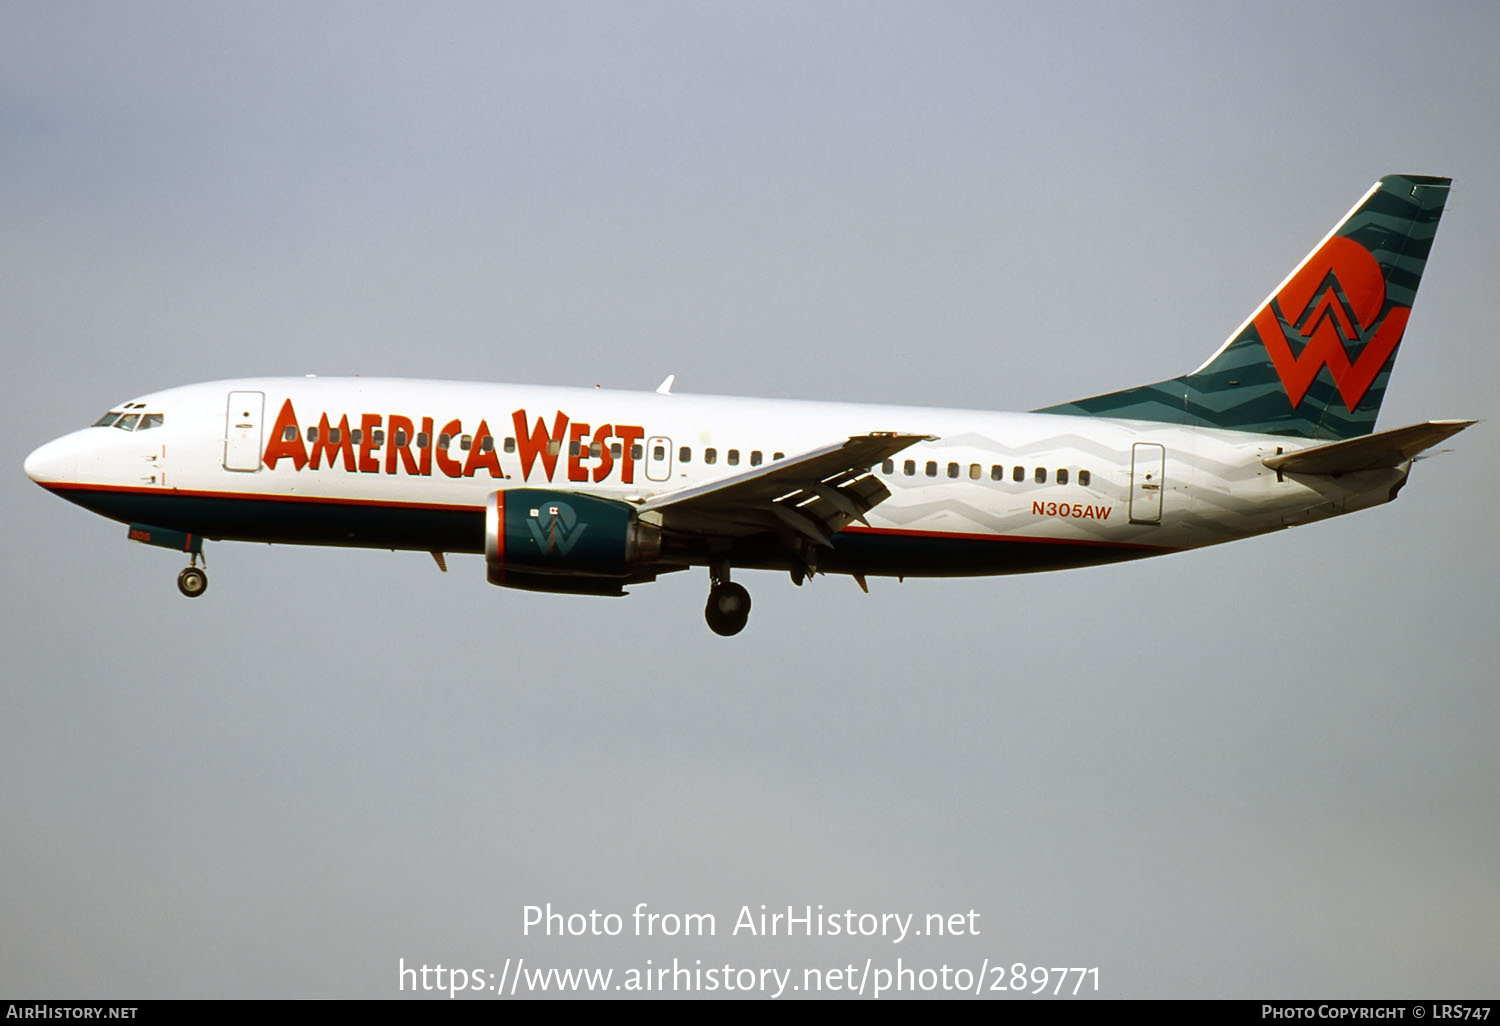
24 435 74 485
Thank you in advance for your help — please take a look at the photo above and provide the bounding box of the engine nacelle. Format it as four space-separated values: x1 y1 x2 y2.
484 489 661 595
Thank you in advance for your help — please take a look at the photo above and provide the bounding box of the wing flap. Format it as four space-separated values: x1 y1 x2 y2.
639 432 932 540
1263 419 1476 475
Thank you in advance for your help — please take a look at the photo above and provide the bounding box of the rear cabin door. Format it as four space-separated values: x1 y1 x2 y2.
223 391 265 472
1129 442 1165 525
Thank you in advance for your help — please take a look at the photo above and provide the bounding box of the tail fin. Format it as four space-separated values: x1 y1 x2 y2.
1037 174 1452 439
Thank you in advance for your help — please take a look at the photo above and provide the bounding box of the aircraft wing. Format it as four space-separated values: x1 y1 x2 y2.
637 432 934 545
1262 419 1476 475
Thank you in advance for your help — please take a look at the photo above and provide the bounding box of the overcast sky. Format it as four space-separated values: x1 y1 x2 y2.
3 1 1497 1000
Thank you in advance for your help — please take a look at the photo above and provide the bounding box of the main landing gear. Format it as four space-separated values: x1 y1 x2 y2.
176 554 208 598
704 562 750 637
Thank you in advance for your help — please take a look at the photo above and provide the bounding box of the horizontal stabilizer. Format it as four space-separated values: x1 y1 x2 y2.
1263 419 1475 475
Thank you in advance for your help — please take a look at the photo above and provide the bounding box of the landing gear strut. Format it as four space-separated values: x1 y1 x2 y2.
177 552 207 598
704 561 750 636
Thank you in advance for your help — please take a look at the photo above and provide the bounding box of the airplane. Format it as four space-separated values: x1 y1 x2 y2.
23 174 1473 636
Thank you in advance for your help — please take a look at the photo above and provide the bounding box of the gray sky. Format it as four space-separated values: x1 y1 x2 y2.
3 0 1497 999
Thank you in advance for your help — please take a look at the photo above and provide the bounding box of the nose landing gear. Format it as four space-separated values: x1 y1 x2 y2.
176 552 207 598
177 567 208 597
704 562 750 636
125 524 209 598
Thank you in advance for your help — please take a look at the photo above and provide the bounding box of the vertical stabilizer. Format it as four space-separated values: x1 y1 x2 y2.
1038 175 1451 439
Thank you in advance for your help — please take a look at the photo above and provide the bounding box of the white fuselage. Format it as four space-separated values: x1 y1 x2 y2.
24 376 1408 580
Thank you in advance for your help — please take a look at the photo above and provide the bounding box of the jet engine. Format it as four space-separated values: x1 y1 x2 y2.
484 489 662 595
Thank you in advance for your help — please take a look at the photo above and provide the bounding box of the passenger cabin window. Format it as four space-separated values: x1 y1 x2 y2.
351 429 363 445
1035 467 1047 484
610 443 622 459
925 461 937 477
751 451 763 466
1079 470 1091 487
882 459 894 474
438 433 451 448
481 436 494 453
904 459 916 476
680 446 692 463
653 444 666 461
773 452 784 461
548 440 562 456
306 426 319 443
705 448 717 465
969 464 981 480
329 428 343 445
459 434 471 451
504 437 516 453
373 429 385 446
631 444 643 460
727 449 740 466
1057 468 1069 485
947 462 959 479
282 425 298 442
991 465 1003 481
1013 466 1024 483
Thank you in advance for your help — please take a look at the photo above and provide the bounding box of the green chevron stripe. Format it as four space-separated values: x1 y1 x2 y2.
1037 175 1450 440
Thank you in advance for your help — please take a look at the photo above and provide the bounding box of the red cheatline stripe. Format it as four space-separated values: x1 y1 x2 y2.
42 481 483 514
43 482 1178 553
840 524 1179 553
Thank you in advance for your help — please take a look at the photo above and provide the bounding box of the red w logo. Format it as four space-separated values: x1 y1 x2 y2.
1254 235 1410 411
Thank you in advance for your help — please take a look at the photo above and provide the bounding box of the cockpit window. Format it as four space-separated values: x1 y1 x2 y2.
93 410 164 430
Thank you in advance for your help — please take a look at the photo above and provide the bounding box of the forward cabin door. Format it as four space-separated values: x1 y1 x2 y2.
644 435 673 482
223 391 266 472
1129 442 1165 525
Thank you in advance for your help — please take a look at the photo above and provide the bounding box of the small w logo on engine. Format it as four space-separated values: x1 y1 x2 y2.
1254 235 1410 412
525 502 589 555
